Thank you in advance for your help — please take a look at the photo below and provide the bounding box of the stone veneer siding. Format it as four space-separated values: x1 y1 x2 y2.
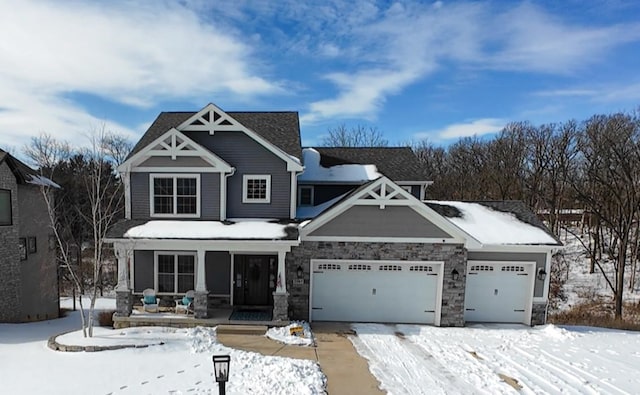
0 162 20 322
531 302 548 326
286 241 467 326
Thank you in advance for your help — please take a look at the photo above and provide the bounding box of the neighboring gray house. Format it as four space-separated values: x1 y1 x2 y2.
0 149 59 322
107 103 561 327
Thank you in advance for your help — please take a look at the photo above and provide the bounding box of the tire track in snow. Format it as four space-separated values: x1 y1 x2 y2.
534 349 630 395
351 324 475 394
496 352 599 395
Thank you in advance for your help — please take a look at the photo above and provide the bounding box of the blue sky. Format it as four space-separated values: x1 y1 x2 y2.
1 0 639 152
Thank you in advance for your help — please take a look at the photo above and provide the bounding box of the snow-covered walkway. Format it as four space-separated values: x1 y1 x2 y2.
352 323 640 394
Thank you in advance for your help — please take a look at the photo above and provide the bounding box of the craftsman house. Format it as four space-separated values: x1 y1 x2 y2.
0 149 59 322
107 103 561 327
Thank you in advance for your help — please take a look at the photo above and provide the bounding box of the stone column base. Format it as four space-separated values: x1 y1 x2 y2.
115 290 132 317
272 292 289 322
194 291 209 318
531 302 548 326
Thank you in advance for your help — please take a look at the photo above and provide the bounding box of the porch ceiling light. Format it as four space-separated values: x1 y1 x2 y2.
297 265 304 279
537 268 547 281
212 355 230 395
451 268 460 281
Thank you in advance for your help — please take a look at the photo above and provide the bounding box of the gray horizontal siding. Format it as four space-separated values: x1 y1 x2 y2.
205 251 231 295
308 205 452 238
130 172 220 220
467 251 547 298
134 250 154 292
184 131 290 219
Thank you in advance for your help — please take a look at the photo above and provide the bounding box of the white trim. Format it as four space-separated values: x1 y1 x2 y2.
242 174 271 204
298 185 314 206
309 259 444 326
118 127 233 173
153 251 198 295
196 249 207 292
399 185 413 194
302 236 461 243
290 171 297 219
123 171 131 219
466 260 536 325
149 173 201 218
107 238 299 252
300 176 479 248
469 245 559 253
133 167 225 173
129 249 135 290
176 103 303 172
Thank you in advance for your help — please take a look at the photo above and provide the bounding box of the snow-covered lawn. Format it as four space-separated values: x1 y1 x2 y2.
0 298 325 395
352 323 640 394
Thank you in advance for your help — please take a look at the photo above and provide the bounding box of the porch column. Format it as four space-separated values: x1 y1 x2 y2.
272 250 289 321
114 245 132 317
194 249 208 318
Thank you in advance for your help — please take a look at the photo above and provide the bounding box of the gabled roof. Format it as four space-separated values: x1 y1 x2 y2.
0 148 59 187
310 147 428 182
426 200 562 246
127 110 302 161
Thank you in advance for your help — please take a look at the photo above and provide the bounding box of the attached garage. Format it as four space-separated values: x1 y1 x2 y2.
464 261 535 325
310 260 443 325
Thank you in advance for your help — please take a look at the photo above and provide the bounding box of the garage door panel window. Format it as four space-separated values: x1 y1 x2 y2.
317 263 341 270
410 265 433 272
379 265 402 271
501 265 525 272
470 265 494 272
348 264 371 271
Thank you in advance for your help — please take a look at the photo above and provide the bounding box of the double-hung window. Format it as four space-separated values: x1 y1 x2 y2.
242 175 271 203
156 252 196 293
0 189 11 226
150 174 200 217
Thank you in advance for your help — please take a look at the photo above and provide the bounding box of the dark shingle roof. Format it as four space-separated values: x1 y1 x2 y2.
0 148 42 184
426 200 562 245
310 147 428 182
127 110 302 161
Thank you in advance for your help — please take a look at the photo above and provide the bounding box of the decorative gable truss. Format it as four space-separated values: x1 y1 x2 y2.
300 176 482 247
120 128 233 174
177 103 303 172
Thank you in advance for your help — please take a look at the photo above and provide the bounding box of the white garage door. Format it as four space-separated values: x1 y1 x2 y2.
464 262 534 324
311 260 441 324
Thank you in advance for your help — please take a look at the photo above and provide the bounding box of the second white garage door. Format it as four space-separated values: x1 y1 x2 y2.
464 261 535 325
310 260 442 324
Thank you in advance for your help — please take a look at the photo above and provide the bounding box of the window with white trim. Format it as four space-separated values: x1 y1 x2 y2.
299 185 314 206
242 175 271 203
156 252 196 293
0 189 11 226
150 174 200 217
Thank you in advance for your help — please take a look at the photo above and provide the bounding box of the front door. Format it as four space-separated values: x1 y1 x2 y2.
233 255 276 306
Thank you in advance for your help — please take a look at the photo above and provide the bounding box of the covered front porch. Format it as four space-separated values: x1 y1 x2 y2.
111 237 299 322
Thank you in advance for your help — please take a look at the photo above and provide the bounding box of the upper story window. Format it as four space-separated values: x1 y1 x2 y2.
0 189 11 226
299 186 314 206
242 175 271 203
150 174 200 217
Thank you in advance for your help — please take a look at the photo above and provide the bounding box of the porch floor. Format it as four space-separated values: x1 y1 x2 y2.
113 307 288 329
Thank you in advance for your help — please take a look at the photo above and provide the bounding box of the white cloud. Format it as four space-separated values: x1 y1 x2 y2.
296 1 640 123
534 89 599 97
0 0 280 149
415 118 507 140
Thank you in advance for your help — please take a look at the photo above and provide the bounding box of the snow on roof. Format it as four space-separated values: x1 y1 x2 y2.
434 201 558 245
124 220 294 240
298 148 381 182
27 174 61 188
296 192 350 219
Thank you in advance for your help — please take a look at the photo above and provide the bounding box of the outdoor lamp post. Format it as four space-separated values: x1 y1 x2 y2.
212 355 231 395
451 268 460 281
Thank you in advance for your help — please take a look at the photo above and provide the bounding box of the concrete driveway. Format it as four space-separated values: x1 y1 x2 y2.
217 322 384 395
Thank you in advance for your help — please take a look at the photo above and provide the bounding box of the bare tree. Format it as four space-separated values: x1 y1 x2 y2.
81 128 125 336
321 124 388 147
24 134 90 336
572 112 640 319
102 132 133 167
